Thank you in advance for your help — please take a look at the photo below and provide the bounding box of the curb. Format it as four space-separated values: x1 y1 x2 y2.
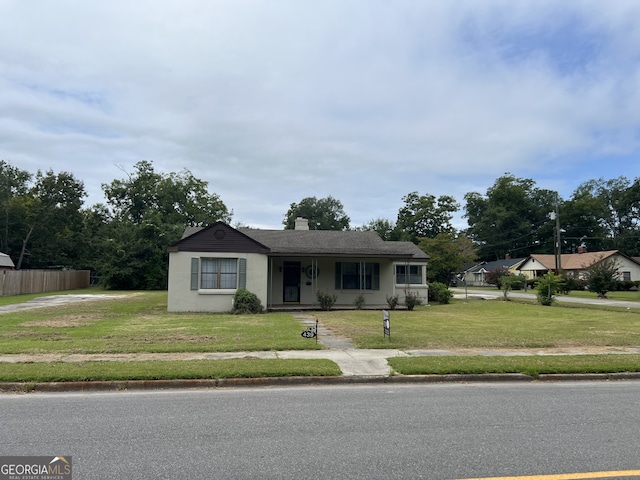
2 372 640 393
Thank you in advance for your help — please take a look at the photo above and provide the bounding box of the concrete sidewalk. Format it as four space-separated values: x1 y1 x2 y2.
3 346 640 378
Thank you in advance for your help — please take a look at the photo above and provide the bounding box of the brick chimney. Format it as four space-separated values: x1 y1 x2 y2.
294 217 309 230
578 243 587 254
505 253 511 260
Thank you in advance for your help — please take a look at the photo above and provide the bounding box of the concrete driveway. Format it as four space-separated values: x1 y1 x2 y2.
0 294 128 314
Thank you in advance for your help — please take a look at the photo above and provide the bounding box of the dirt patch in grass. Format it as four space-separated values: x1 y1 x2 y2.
20 315 100 328
100 334 218 344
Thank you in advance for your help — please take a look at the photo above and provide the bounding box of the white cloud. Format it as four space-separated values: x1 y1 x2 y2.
1 0 640 229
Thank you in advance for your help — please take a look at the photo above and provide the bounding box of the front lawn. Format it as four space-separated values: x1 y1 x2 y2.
314 299 640 349
0 291 322 354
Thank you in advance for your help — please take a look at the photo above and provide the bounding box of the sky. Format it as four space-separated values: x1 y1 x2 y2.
2 0 640 230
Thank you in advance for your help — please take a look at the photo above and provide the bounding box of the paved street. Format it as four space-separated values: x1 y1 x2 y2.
2 382 640 479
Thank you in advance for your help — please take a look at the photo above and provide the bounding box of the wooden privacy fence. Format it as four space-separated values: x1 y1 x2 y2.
0 270 91 296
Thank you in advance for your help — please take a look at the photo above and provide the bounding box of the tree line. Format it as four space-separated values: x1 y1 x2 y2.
2 159 639 289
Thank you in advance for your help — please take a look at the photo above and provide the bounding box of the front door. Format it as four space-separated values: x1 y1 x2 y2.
283 261 301 303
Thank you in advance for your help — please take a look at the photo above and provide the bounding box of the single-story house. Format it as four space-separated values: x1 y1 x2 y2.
459 256 526 286
518 250 640 281
167 218 429 312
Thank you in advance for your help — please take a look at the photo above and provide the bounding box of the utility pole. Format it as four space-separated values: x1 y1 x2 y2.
550 195 562 274
555 195 562 274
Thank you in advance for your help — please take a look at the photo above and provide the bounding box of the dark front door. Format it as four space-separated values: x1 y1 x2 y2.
283 261 301 303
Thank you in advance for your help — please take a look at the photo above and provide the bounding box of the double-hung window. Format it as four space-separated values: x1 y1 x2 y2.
191 257 246 291
335 262 380 290
396 265 423 285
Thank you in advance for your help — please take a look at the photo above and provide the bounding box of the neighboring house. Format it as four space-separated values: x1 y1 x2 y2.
460 256 526 286
167 218 429 312
518 250 640 281
0 252 14 270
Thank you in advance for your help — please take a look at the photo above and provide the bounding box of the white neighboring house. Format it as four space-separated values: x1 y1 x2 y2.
518 250 640 282
167 219 429 312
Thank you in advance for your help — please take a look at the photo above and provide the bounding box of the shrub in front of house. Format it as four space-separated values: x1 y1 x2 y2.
317 290 337 311
232 289 264 314
486 268 509 288
428 282 452 304
386 294 399 310
353 294 365 310
404 291 423 311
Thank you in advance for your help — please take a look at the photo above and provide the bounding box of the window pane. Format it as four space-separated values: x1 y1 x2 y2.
199 258 238 289
201 258 217 289
219 258 237 289
342 262 359 289
409 266 422 284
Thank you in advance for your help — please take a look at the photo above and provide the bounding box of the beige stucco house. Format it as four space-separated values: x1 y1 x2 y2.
167 219 429 312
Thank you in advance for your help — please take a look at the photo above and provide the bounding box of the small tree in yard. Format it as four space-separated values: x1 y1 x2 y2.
499 274 527 300
583 257 620 298
536 272 563 306
486 267 509 288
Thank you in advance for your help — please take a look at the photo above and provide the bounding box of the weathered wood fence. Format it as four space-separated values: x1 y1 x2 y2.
0 270 91 296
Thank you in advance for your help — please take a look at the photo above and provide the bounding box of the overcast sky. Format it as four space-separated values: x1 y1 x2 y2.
2 1 640 229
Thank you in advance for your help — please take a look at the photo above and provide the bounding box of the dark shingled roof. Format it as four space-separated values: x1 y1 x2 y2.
239 228 428 259
177 225 428 260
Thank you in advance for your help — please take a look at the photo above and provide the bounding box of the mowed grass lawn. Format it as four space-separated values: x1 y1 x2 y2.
313 299 640 349
0 290 322 354
2 289 640 382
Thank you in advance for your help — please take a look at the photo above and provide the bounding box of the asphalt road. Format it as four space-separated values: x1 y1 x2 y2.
2 382 640 479
452 287 640 309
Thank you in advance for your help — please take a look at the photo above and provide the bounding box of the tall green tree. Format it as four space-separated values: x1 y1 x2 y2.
359 218 402 241
464 174 557 261
15 169 86 269
283 196 350 230
563 177 640 255
103 160 230 226
99 160 231 289
396 192 459 244
0 161 31 258
418 232 477 284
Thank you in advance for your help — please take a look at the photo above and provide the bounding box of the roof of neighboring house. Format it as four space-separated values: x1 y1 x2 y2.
520 250 629 271
467 257 526 273
460 261 484 274
174 223 429 260
0 252 14 268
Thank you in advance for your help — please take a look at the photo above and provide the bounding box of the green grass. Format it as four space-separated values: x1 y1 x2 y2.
0 290 322 354
3 289 640 382
314 299 640 349
0 358 340 382
388 354 640 377
561 289 640 301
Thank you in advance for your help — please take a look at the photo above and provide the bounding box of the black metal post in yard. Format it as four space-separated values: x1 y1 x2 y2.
383 310 390 341
315 319 318 344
